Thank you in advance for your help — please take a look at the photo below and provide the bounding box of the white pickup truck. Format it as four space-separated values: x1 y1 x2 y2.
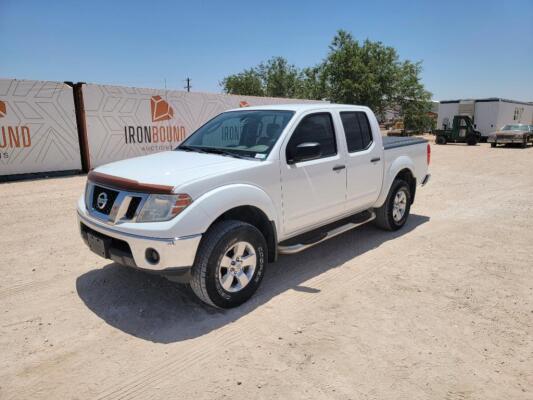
78 104 430 308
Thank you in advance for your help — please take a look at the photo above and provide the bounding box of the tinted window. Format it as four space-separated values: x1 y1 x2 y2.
286 113 337 162
340 111 373 152
179 110 294 159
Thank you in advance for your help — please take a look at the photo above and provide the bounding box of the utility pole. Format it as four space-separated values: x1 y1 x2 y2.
184 77 191 92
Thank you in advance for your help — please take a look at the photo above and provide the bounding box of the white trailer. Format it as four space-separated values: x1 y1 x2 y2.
437 98 533 138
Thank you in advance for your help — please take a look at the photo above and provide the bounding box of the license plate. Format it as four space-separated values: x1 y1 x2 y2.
87 232 109 258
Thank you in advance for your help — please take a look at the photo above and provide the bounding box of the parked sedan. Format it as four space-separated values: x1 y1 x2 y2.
488 124 533 148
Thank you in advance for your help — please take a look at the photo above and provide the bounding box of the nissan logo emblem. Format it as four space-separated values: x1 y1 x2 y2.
96 192 108 210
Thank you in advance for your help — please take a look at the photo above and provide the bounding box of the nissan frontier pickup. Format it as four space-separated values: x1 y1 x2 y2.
78 104 431 308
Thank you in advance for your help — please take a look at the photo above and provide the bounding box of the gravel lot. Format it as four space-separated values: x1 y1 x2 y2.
1 140 532 399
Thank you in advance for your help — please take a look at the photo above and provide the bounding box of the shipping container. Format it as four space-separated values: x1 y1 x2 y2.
0 79 82 177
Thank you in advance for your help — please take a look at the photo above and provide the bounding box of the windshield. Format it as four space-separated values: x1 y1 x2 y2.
177 110 295 160
501 124 527 131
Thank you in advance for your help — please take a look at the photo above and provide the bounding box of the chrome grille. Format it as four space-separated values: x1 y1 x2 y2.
85 182 149 224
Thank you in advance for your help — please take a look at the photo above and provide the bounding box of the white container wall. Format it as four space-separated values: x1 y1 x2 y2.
0 79 82 176
473 101 500 136
436 102 459 129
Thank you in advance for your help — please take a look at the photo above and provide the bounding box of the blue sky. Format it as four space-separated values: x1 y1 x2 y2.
1 0 532 101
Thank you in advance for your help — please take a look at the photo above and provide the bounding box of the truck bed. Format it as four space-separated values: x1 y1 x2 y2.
383 136 427 150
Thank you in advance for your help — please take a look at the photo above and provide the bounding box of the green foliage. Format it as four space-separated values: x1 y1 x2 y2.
323 31 398 118
220 30 432 131
221 69 264 97
258 57 302 98
394 60 433 132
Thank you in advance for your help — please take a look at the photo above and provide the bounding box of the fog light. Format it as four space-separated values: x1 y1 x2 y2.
146 248 160 264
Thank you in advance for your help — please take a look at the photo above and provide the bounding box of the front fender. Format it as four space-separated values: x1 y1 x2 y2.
375 156 415 208
169 184 278 237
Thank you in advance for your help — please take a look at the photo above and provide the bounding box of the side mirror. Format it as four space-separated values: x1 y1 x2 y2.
288 142 321 164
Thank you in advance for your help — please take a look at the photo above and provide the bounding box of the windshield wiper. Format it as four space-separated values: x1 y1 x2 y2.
199 148 254 160
177 145 208 154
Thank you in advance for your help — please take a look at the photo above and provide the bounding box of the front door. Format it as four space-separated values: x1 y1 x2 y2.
280 112 347 235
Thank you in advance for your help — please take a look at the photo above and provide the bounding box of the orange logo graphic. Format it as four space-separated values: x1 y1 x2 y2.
0 101 6 118
150 96 174 122
239 101 250 108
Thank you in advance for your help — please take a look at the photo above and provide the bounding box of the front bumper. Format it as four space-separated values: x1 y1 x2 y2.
78 211 201 274
488 136 523 144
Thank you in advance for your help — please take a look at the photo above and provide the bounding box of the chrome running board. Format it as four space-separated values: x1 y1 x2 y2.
278 211 376 255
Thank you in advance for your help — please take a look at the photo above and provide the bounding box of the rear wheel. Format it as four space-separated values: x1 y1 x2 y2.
190 220 266 308
436 135 447 145
374 179 412 231
466 135 478 146
490 143 497 148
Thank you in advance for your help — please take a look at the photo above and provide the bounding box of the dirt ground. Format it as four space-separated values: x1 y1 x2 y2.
1 140 532 400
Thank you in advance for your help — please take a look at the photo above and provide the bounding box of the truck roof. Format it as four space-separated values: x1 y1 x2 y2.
226 103 370 113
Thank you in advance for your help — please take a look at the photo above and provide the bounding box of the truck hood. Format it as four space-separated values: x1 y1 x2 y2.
93 151 254 190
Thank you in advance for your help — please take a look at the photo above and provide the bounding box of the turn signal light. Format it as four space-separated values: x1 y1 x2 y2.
172 194 193 214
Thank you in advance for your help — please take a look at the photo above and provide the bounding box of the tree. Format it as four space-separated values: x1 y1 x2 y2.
298 66 327 100
322 31 398 118
258 57 302 98
221 57 303 98
394 61 433 132
220 30 432 131
221 69 264 97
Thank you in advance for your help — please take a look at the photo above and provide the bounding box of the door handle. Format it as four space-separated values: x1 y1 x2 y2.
332 165 346 171
370 157 381 163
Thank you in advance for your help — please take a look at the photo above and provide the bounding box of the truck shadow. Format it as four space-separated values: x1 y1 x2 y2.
76 214 429 343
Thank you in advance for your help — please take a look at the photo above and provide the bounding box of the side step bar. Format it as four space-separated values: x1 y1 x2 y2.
278 211 376 255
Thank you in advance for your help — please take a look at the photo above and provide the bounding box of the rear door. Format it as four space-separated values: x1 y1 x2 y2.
280 112 347 235
340 110 383 212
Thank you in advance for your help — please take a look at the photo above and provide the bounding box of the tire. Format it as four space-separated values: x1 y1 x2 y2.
521 138 527 149
374 179 412 231
466 135 478 146
490 143 496 148
436 136 447 145
190 220 267 308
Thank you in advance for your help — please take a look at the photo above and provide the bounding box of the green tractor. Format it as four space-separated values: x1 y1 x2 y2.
435 115 481 145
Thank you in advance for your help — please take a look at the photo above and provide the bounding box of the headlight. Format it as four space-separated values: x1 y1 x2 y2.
137 194 192 222
84 182 92 209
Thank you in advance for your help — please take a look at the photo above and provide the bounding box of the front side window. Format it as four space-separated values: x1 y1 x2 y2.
340 111 373 152
178 110 294 159
286 113 337 161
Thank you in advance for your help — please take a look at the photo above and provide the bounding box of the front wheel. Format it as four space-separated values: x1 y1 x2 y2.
190 220 267 308
490 143 497 148
374 179 412 231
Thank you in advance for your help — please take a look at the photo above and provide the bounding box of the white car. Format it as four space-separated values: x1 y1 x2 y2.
77 104 431 308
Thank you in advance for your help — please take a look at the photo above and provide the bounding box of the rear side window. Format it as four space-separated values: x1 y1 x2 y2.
340 111 373 152
286 113 337 160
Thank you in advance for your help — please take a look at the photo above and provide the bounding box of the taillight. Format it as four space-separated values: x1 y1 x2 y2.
427 143 431 165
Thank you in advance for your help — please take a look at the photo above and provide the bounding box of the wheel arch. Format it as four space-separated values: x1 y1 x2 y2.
183 184 279 263
209 205 278 263
375 158 417 208
395 168 416 205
